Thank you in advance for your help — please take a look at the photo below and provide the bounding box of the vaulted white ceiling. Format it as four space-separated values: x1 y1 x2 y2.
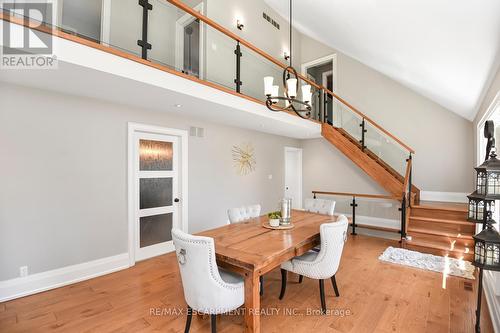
265 0 500 120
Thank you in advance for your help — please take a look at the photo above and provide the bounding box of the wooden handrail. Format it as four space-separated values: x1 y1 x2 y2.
167 0 415 154
312 191 399 201
3 1 415 155
322 88 415 154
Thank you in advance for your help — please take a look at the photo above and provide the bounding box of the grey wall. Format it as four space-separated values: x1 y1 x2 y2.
205 0 304 101
0 83 299 281
206 0 301 65
300 36 474 193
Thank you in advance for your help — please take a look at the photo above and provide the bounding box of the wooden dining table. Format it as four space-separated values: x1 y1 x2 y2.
198 209 346 333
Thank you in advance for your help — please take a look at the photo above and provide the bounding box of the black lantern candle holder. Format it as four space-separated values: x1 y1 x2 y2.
467 193 495 224
472 213 500 333
473 218 500 271
471 120 500 333
474 152 500 198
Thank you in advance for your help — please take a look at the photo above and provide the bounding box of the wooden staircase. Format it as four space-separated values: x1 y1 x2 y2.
321 123 475 260
321 123 420 200
405 201 474 260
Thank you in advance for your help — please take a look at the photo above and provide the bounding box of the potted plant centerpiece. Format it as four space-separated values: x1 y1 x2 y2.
267 211 281 227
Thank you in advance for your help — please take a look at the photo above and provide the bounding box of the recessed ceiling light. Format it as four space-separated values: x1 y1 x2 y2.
174 104 182 108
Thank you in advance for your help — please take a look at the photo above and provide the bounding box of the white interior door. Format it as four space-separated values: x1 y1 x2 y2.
133 132 180 261
284 147 303 209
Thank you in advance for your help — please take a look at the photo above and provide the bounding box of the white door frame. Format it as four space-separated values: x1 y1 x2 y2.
284 146 303 209
301 54 338 123
175 2 205 79
301 54 337 92
127 122 188 266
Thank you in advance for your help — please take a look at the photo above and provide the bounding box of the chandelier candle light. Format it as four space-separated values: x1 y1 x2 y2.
264 0 312 119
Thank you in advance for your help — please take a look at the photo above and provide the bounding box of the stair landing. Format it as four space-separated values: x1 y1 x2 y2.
406 201 474 261
414 201 468 211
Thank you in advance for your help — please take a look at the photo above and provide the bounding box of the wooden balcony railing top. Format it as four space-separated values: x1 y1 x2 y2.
1 0 414 154
167 0 415 154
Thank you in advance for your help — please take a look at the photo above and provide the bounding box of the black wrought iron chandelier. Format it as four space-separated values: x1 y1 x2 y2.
264 0 312 119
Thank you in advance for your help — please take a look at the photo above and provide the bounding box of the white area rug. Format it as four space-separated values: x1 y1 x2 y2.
379 246 475 280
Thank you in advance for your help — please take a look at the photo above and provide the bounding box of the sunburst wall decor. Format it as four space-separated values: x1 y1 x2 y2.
232 143 256 175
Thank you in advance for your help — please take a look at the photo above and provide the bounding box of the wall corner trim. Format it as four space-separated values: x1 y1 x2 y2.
484 271 500 333
419 191 468 203
0 253 130 302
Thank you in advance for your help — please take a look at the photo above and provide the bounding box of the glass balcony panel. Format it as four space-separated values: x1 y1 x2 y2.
364 121 408 176
147 0 184 71
106 0 143 57
239 44 283 102
333 100 363 142
204 25 238 91
60 0 103 41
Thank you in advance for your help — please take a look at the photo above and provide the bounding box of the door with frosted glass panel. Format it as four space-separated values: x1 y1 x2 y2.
135 133 179 261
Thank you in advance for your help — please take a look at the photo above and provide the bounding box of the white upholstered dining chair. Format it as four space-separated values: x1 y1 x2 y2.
227 204 261 223
304 198 336 216
172 228 244 333
278 215 349 314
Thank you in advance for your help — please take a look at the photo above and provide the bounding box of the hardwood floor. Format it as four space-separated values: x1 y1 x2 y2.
0 235 494 332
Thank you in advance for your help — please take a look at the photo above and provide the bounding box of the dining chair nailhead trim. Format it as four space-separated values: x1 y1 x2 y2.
174 233 242 291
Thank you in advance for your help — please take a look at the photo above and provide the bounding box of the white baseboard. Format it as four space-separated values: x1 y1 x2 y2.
0 253 130 302
484 271 500 333
420 191 468 203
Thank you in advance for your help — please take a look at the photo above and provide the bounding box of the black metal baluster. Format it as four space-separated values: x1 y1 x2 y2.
408 153 413 206
400 194 407 241
317 90 323 121
323 91 328 124
475 267 484 333
234 41 242 93
350 196 357 235
359 118 367 151
137 0 152 60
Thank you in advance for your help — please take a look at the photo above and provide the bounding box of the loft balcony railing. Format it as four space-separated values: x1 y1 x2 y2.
1 0 414 183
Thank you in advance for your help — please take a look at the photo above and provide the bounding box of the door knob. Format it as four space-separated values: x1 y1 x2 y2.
174 198 180 203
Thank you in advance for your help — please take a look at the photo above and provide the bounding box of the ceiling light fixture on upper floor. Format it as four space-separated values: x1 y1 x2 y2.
264 0 311 119
174 104 182 108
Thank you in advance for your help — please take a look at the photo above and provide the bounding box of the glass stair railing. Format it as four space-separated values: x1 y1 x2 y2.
1 0 416 197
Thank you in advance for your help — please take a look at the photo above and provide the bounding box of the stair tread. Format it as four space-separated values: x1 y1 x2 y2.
407 226 473 239
409 216 470 225
413 201 468 212
406 238 473 253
